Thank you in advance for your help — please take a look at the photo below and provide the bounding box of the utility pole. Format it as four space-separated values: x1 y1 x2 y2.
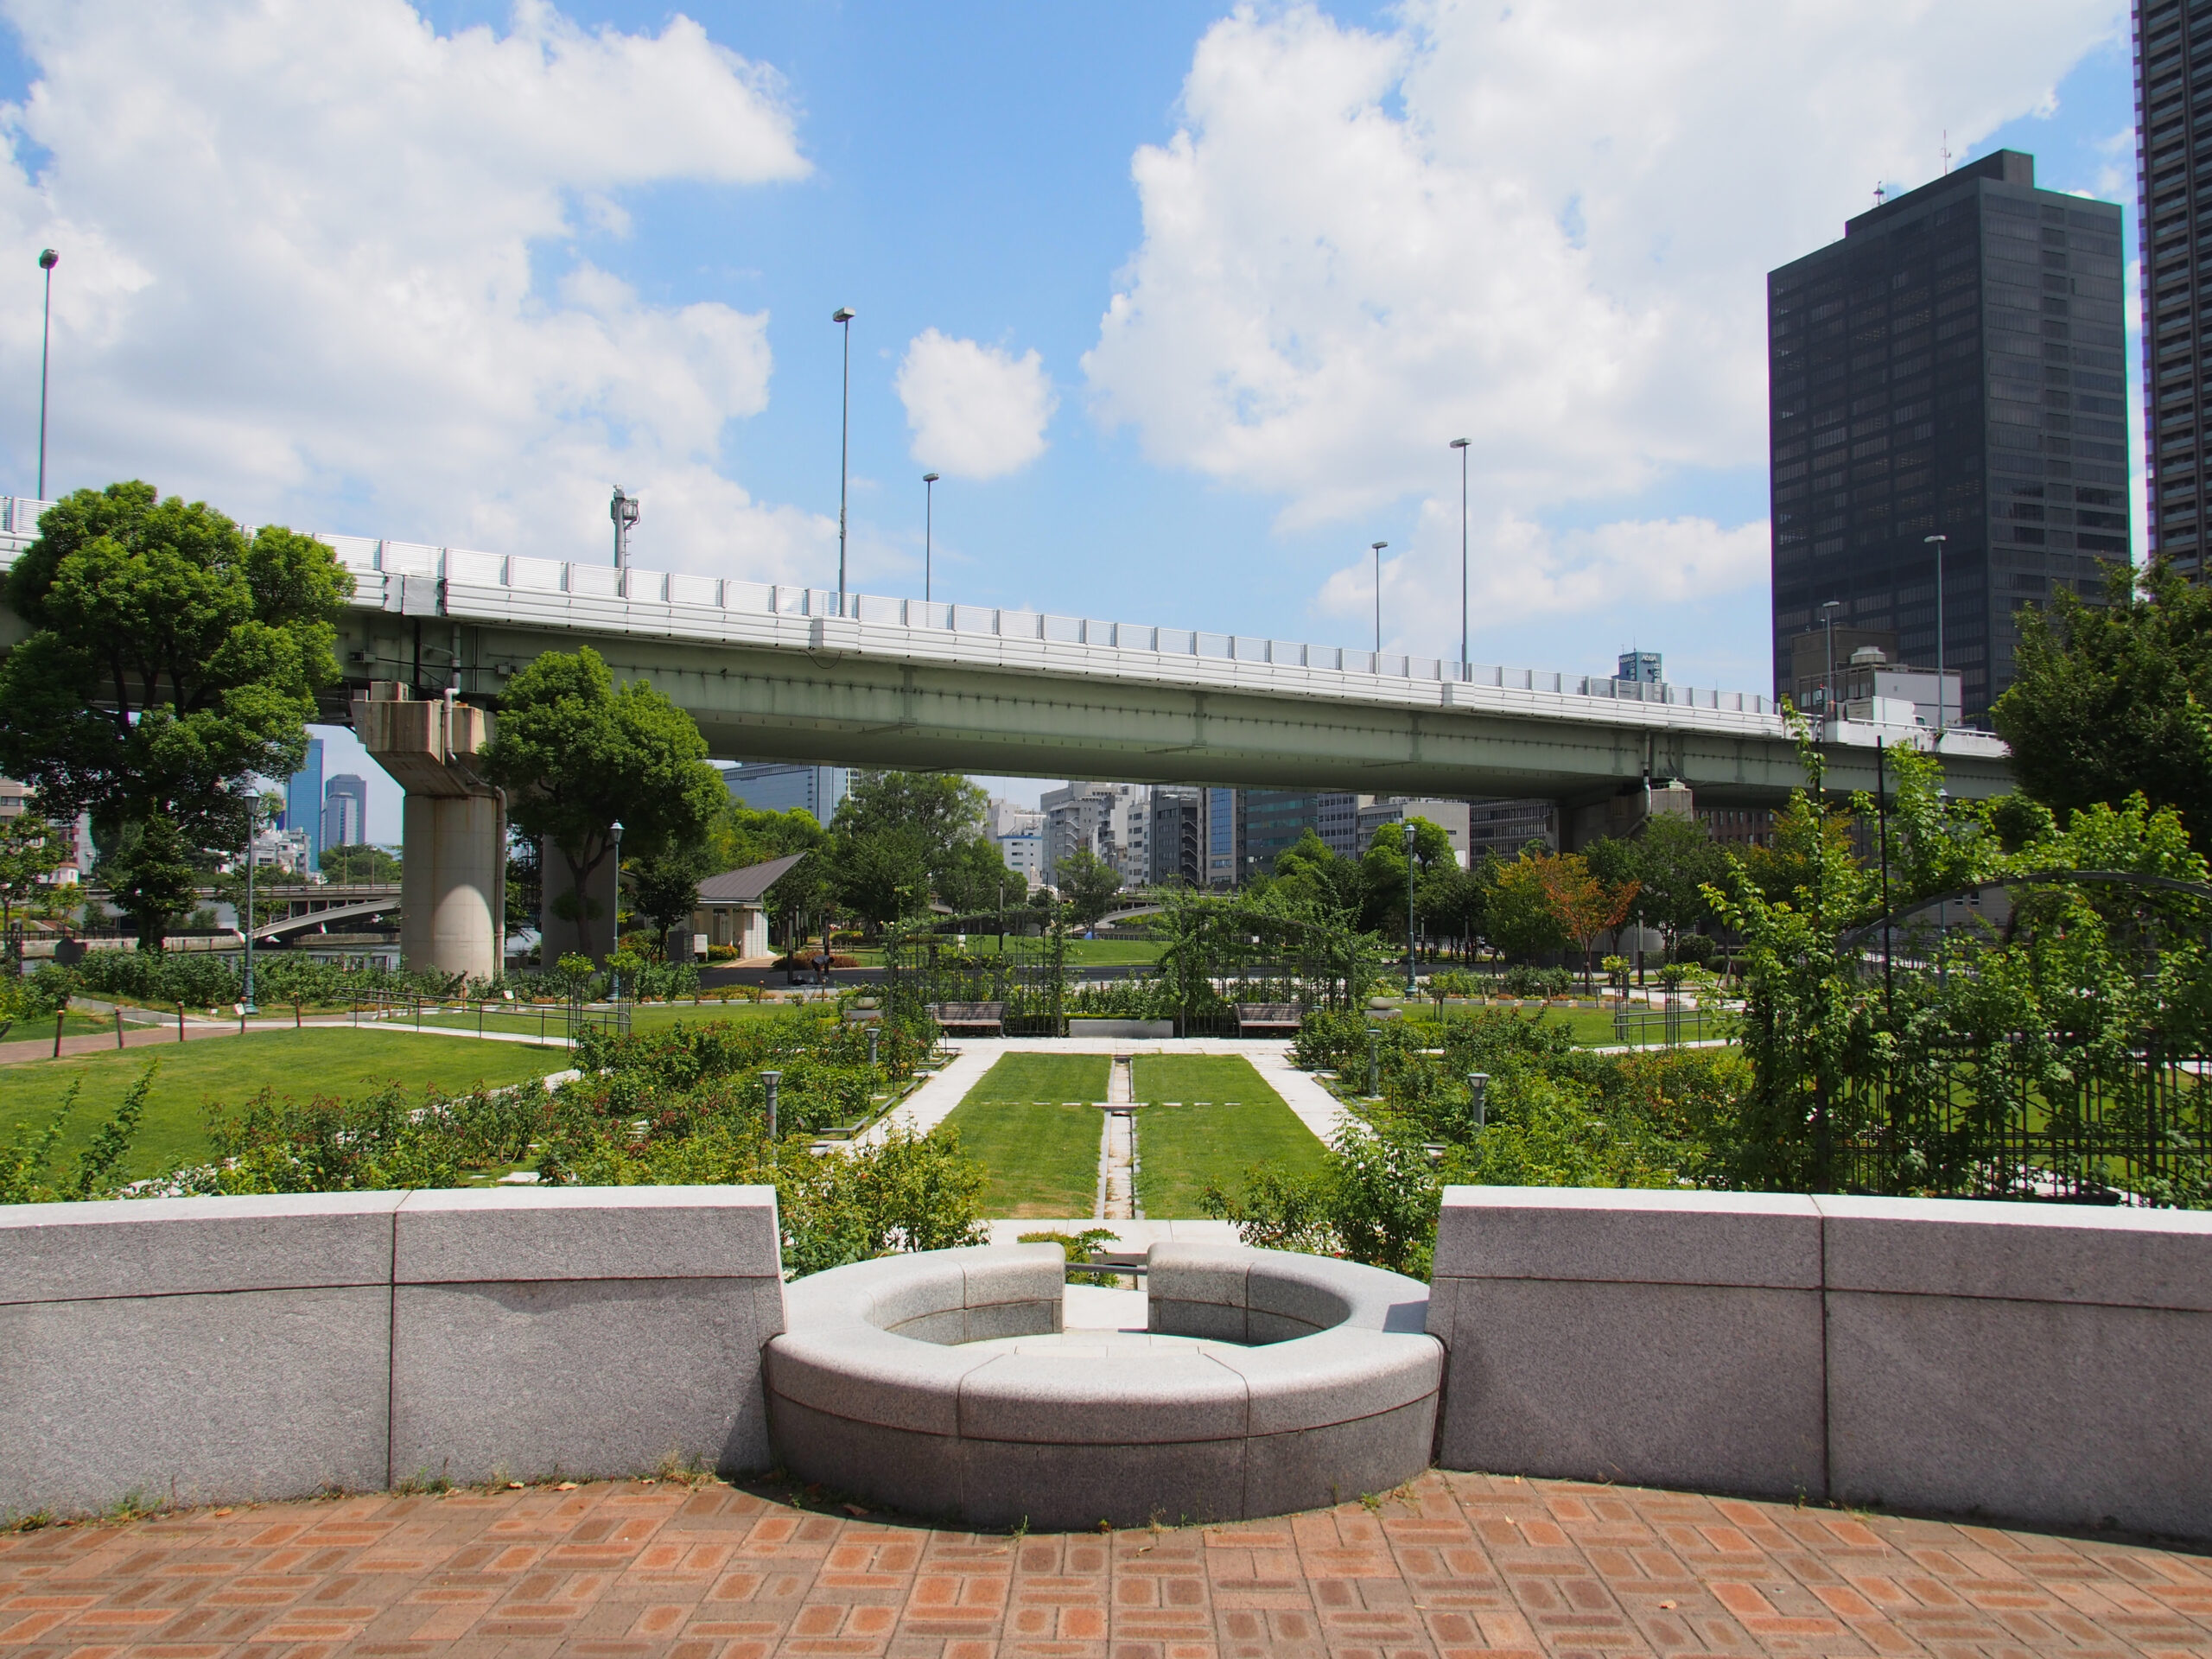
923 472 940 605
1371 541 1388 655
1451 437 1471 675
1923 533 1949 730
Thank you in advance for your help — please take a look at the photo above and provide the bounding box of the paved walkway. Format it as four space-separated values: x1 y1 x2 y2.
3 1471 2204 1658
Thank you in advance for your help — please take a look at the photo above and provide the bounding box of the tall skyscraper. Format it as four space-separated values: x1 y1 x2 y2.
283 737 323 873
2139 2 2210 573
1769 150 2131 723
322 773 369 853
722 761 849 822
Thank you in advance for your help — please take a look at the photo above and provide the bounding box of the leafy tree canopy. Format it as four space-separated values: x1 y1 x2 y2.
321 842 403 884
0 481 350 848
481 646 726 906
1992 556 2212 849
1056 846 1123 925
0 810 71 936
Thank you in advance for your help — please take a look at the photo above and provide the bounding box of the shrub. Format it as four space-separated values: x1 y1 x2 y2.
1497 964 1573 999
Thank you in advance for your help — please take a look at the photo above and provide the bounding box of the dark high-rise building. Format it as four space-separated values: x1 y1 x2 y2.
2139 1 2211 573
1236 789 1318 885
1769 150 2131 722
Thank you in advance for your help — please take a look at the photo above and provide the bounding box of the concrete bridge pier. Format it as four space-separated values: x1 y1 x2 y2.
354 683 505 984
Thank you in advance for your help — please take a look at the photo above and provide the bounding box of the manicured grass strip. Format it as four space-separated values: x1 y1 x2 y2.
1128 1055 1325 1218
938 1101 1103 1217
0 1029 569 1180
957 1053 1110 1104
403 1001 791 1037
938 1052 1115 1217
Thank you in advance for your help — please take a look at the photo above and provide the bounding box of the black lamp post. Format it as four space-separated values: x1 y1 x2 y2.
608 818 624 995
1403 818 1417 997
35 247 56 499
1923 532 1948 729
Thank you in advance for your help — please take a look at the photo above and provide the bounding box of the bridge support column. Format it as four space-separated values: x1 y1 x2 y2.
355 684 505 984
1561 780 1696 851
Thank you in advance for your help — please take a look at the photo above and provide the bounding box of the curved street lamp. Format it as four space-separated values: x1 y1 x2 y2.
923 472 940 604
1402 817 1418 997
833 307 855 614
1450 438 1471 675
1371 541 1388 655
36 247 57 499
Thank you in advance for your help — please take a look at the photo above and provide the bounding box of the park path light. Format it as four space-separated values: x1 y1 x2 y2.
609 487 639 569
1923 533 1948 729
1450 438 1471 676
609 817 624 988
923 472 940 605
833 306 855 615
1371 541 1388 654
1402 817 1417 998
36 247 56 499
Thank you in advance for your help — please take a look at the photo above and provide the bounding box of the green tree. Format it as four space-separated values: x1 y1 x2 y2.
626 841 718 940
1358 817 1455 937
1992 556 2212 849
321 843 403 884
0 808 70 938
1486 849 1573 961
97 814 202 952
0 482 349 855
1056 847 1123 925
1586 814 1729 957
830 771 1001 910
1271 830 1364 916
933 835 1015 914
481 647 726 960
830 826 931 929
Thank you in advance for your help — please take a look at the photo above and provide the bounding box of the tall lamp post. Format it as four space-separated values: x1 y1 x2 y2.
1818 600 1842 729
241 792 269 1016
35 247 57 499
1923 533 1948 729
1402 818 1418 997
608 818 623 997
923 472 940 604
1371 540 1388 654
833 306 855 615
1450 437 1471 675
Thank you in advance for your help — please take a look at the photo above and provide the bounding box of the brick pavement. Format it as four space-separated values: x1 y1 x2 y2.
2 1470 2206 1658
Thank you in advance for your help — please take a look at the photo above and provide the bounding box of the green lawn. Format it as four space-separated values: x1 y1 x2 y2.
2 1011 121 1043
0 1029 569 1180
1419 1005 1735 1048
1128 1056 1325 1217
396 1001 794 1038
938 1053 1112 1217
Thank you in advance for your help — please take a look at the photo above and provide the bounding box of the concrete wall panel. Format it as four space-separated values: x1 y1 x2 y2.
0 1286 390 1518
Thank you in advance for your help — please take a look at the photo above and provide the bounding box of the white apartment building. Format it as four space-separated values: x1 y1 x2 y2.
1357 798 1473 869
1039 782 1149 890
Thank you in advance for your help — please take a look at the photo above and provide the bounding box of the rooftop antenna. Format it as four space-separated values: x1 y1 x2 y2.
1873 181 1888 207
1941 130 1950 175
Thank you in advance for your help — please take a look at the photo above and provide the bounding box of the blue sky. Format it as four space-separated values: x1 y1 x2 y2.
0 1 2140 829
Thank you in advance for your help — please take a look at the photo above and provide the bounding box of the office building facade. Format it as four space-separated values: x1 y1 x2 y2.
284 737 324 872
723 762 849 823
1147 786 1205 888
1205 787 1238 888
322 774 369 851
2140 0 2212 571
1236 790 1319 883
1769 150 2130 723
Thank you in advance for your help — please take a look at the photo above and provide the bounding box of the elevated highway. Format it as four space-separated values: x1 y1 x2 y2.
0 497 2014 977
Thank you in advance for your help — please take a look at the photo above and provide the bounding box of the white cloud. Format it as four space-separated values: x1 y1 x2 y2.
895 327 1058 480
1317 504 1769 661
1084 0 2123 647
0 0 830 578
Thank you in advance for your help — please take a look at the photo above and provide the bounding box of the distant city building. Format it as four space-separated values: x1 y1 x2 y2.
2139 2 2212 574
283 737 323 872
1039 782 1147 888
0 777 25 818
1465 799 1554 861
1317 791 1372 858
1147 786 1205 888
1768 149 2130 724
322 774 369 850
996 829 1046 887
1701 807 1777 849
1615 651 1662 685
722 761 849 822
1205 787 1238 888
1236 789 1319 883
1356 798 1472 869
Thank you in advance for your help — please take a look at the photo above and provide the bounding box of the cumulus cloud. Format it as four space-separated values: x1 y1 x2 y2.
895 328 1058 480
0 0 829 577
1316 503 1769 662
1085 0 2121 656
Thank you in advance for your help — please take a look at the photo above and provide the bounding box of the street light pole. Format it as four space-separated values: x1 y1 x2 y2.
1819 600 1842 729
608 818 624 993
1450 438 1471 675
923 472 939 605
1371 540 1388 655
833 306 855 615
242 795 263 1015
36 248 57 499
1923 532 1948 729
1402 818 1418 998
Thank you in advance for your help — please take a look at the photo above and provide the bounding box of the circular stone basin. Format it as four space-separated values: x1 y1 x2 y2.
765 1243 1440 1530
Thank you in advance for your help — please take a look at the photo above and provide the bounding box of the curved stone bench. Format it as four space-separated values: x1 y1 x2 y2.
765 1242 1440 1529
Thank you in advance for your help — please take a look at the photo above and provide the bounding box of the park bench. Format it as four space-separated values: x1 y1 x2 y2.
1235 1001 1303 1037
930 1001 1004 1035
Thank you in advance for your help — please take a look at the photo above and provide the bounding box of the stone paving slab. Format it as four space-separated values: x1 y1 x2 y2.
3 1470 2207 1658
